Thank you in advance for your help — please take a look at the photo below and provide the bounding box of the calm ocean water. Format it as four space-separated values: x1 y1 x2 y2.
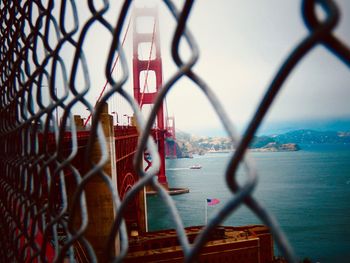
146 144 350 262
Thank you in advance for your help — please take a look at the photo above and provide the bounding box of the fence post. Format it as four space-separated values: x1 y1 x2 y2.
84 102 119 261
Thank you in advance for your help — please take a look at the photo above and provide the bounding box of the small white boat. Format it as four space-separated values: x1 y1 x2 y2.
190 164 202 169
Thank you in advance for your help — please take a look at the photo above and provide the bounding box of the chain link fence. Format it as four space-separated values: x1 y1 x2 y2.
0 0 349 262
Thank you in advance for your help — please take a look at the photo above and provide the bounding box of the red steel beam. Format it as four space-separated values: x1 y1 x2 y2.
132 7 167 187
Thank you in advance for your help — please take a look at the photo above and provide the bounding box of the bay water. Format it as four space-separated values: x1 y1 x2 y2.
146 145 350 262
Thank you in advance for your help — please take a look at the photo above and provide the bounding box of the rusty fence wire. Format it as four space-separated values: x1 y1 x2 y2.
0 0 349 262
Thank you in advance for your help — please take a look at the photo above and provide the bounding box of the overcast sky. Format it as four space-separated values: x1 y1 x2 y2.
68 0 350 135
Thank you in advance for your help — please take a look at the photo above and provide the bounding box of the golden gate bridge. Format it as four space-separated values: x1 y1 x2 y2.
38 6 187 260
84 6 177 188
30 6 274 262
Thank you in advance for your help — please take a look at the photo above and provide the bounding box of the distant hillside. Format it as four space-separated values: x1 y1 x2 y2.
258 118 350 135
173 129 350 158
273 129 350 144
175 131 233 158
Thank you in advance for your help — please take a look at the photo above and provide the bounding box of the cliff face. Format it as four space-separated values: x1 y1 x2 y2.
175 140 194 158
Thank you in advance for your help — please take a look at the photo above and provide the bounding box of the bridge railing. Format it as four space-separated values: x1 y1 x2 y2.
0 1 349 262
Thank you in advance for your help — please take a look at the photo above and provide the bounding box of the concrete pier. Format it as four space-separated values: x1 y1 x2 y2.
74 103 119 261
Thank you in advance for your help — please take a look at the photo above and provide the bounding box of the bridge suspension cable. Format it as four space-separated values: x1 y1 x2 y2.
139 21 156 108
138 19 172 130
83 17 132 127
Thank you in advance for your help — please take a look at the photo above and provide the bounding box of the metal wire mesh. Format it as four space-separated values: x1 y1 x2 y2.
0 0 349 262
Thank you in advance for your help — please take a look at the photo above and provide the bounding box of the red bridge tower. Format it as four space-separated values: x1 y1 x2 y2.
132 7 168 188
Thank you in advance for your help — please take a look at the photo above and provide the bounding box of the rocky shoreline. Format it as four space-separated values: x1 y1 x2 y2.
250 143 299 152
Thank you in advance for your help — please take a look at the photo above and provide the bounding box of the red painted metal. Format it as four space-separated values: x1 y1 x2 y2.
43 126 144 235
132 7 167 187
113 126 142 230
16 209 55 262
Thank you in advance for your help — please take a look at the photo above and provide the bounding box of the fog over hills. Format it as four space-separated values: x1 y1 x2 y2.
186 117 350 137
258 117 350 136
